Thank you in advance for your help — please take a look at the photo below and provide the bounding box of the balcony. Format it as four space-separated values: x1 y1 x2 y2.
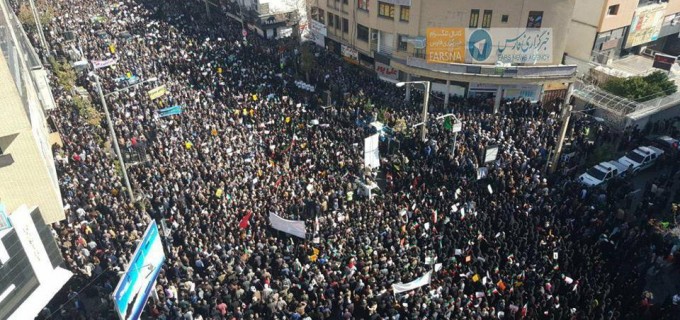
401 56 577 80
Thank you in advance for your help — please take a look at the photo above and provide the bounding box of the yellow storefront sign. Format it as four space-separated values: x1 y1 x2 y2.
426 28 465 64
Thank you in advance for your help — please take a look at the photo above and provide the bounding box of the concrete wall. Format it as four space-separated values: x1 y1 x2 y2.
0 54 64 224
665 0 680 16
566 18 601 61
598 0 637 33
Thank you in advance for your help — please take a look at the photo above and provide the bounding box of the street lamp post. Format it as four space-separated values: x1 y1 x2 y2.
550 105 573 174
436 113 461 157
92 73 158 202
397 81 431 142
27 0 49 56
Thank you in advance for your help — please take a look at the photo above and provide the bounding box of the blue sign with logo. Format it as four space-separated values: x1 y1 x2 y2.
468 29 493 62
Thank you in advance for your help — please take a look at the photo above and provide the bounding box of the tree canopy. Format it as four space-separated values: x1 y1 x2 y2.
602 71 677 102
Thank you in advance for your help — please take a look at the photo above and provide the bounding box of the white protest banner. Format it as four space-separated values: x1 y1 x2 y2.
92 58 117 69
364 133 380 169
269 212 307 238
392 271 432 294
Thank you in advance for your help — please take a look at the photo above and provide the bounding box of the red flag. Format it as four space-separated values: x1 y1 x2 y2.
239 211 252 229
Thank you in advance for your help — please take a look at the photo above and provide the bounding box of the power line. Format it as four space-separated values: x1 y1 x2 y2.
44 266 112 320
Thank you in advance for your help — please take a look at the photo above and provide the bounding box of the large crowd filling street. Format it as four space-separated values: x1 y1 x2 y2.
11 0 680 319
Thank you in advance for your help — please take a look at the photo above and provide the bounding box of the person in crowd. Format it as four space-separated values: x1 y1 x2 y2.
15 0 679 319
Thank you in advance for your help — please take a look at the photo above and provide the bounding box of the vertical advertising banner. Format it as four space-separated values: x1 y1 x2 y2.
426 28 466 64
626 3 667 48
307 20 327 47
113 221 166 320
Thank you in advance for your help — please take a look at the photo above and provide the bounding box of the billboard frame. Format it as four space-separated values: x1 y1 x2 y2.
111 221 166 320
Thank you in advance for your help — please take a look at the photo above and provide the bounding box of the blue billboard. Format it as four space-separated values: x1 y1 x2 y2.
112 221 166 320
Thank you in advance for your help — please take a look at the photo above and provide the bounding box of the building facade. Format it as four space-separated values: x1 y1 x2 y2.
0 0 64 224
307 0 578 110
0 205 72 320
567 0 680 65
206 0 301 40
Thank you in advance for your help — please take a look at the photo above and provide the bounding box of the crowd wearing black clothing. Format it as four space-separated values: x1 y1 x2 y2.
14 0 680 319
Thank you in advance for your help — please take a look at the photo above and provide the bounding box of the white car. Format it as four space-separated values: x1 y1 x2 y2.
578 161 629 187
617 146 664 174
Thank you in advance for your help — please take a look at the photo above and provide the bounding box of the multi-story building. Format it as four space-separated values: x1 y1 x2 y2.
206 0 301 39
0 0 63 224
567 0 680 65
0 204 72 320
307 0 578 111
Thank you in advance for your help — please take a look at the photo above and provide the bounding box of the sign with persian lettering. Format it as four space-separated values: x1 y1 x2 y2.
341 44 359 63
426 28 466 64
425 28 553 65
467 28 553 64
375 61 398 80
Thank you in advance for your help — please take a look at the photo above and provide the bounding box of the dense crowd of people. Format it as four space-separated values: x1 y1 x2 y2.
12 0 680 319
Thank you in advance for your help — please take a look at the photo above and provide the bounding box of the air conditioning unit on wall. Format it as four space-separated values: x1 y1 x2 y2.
641 46 656 57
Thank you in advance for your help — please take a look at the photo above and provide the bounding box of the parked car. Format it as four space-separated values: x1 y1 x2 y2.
578 161 629 187
617 146 664 174
652 135 680 153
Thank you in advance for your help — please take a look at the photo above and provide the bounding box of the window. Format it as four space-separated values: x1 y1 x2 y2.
482 10 492 28
379 2 395 19
400 6 410 22
415 48 425 59
357 24 369 41
397 34 408 51
328 12 334 27
469 9 480 28
335 15 340 29
342 18 349 33
607 4 619 15
343 0 348 4
358 0 369 11
527 11 543 28
312 7 326 23
327 0 335 9
501 14 508 23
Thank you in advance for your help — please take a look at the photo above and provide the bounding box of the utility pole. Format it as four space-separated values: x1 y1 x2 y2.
27 0 49 56
397 80 431 142
550 105 573 174
93 74 135 202
421 81 431 142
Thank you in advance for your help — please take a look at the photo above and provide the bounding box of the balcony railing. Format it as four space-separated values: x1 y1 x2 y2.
403 56 577 79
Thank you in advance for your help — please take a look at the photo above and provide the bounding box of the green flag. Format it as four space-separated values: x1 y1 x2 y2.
443 117 453 131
